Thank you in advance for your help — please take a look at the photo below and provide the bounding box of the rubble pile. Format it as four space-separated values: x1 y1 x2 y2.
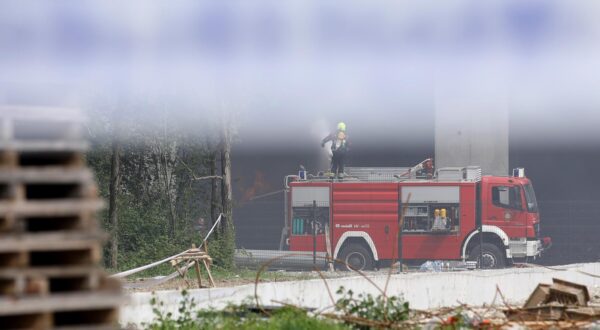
505 278 600 323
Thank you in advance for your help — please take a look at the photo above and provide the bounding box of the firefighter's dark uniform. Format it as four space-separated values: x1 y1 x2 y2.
321 131 349 177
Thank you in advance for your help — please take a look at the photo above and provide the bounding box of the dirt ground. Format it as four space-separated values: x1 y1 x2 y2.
125 269 396 292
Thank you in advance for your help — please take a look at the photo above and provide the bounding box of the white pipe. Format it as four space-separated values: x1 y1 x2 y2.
122 261 195 289
201 213 222 248
111 250 189 278
111 214 223 278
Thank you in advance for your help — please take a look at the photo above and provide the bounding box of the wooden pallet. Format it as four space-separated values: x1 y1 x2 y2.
0 107 121 329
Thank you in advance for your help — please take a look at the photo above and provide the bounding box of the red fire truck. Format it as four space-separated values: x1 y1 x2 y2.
283 160 551 270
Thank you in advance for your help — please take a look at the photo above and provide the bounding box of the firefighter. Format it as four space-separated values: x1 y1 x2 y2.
321 122 349 178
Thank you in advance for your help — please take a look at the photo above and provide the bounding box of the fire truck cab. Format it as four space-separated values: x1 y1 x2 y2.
284 162 550 270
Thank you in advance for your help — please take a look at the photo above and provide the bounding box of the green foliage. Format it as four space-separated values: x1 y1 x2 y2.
335 286 409 328
209 226 236 269
85 107 235 273
146 290 348 330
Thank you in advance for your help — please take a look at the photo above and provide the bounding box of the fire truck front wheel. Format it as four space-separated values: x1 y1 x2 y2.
336 243 375 271
468 243 506 269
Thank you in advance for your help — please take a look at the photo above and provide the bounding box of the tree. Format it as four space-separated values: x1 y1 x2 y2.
85 98 240 271
220 123 233 232
216 118 236 269
108 125 121 269
208 142 221 227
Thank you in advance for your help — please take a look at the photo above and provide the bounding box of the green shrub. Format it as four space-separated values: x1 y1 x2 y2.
334 286 409 328
145 290 348 330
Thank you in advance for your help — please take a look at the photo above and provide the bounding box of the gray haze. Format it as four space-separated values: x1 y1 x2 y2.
1 0 600 150
2 1 600 265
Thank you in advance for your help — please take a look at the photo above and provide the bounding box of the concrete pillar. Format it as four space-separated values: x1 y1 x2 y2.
434 74 509 176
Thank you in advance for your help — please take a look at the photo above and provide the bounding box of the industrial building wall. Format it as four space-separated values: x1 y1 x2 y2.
434 79 509 176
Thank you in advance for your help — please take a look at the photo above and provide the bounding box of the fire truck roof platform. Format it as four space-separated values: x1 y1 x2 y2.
297 166 482 183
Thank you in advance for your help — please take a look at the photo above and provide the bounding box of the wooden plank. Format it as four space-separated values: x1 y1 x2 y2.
566 307 600 320
0 106 86 122
0 292 122 316
203 259 216 288
0 200 104 216
0 141 88 152
123 262 193 290
0 265 103 278
524 284 551 308
550 278 590 305
505 305 566 321
0 169 94 184
0 150 18 167
194 260 203 288
0 231 103 252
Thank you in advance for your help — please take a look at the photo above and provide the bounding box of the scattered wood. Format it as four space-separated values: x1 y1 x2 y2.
170 245 216 288
506 278 600 323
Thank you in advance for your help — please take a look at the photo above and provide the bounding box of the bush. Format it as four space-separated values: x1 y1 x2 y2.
146 290 348 330
335 286 409 328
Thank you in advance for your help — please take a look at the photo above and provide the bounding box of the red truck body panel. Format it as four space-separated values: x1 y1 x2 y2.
287 174 544 263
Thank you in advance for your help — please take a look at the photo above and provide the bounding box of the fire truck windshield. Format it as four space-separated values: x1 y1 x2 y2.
523 184 538 212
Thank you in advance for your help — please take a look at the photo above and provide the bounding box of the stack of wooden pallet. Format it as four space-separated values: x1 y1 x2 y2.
0 106 121 329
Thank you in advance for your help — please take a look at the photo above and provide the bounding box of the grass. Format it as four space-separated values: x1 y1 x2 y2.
120 265 322 291
146 290 349 330
210 267 319 283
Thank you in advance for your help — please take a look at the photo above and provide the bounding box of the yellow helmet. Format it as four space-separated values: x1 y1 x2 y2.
337 122 346 131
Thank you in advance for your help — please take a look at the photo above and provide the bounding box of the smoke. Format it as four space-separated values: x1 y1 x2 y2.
0 0 600 149
310 118 332 169
240 171 272 203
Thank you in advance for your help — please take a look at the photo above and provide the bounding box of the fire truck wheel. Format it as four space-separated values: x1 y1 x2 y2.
468 243 506 269
337 243 374 271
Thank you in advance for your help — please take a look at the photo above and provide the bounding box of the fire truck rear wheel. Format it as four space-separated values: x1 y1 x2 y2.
468 243 506 269
336 243 374 271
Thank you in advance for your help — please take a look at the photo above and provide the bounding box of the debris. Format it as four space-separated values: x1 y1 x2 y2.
523 283 551 308
418 260 477 272
506 278 600 322
549 278 590 306
170 244 215 288
419 260 445 272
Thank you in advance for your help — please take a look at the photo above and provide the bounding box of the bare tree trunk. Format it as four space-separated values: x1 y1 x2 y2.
161 150 177 239
218 123 235 269
220 129 233 232
210 149 220 225
108 137 121 269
